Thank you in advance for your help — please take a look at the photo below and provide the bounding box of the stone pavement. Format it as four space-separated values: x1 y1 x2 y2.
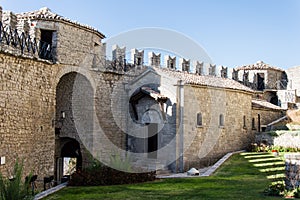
157 150 245 179
34 182 67 200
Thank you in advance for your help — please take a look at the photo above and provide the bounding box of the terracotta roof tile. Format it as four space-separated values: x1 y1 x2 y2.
141 86 168 101
236 60 284 72
155 67 254 92
252 99 285 110
16 7 105 38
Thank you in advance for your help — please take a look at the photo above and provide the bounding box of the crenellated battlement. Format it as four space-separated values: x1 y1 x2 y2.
104 44 231 79
102 45 288 93
0 5 288 90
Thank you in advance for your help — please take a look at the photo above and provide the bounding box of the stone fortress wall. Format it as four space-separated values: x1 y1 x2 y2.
0 53 58 181
182 85 253 169
0 5 298 187
0 6 109 185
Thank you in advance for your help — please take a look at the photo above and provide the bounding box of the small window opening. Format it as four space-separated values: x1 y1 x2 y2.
219 114 224 127
39 29 54 60
243 116 247 129
197 113 202 126
252 118 256 130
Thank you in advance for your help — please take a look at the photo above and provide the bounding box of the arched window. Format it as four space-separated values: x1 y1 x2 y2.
219 114 224 127
243 116 246 129
197 113 202 126
252 118 256 130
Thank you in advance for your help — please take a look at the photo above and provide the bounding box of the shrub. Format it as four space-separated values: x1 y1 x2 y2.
264 181 285 197
294 187 300 198
68 165 156 186
110 154 132 172
0 160 33 200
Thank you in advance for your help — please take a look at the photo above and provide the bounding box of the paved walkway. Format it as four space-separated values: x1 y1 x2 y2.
34 182 67 200
157 167 210 178
157 150 245 179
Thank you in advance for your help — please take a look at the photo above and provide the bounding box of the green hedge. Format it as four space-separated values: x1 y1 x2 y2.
68 166 156 186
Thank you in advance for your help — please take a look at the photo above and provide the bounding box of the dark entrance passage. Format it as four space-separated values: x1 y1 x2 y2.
61 139 82 170
56 138 82 184
147 123 158 158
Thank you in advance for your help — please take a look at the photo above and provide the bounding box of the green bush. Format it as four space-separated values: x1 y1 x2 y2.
110 154 132 172
68 165 156 186
294 187 300 198
264 181 285 197
0 160 33 200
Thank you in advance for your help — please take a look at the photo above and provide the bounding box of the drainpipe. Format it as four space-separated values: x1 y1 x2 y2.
176 80 184 172
124 82 130 152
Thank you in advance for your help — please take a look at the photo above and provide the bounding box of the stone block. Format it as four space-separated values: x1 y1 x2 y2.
2 11 17 31
17 19 30 34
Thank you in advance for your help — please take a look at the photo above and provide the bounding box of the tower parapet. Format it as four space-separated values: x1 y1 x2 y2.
131 49 144 66
148 52 161 67
164 55 176 70
220 66 228 78
179 58 190 72
194 61 204 75
112 45 126 67
209 64 216 76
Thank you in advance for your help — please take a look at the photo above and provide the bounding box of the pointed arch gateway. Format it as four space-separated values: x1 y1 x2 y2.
54 71 94 183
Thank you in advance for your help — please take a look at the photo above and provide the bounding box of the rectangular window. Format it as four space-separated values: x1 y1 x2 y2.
39 29 55 60
197 113 202 126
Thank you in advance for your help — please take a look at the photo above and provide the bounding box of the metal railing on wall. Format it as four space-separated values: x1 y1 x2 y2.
0 21 53 61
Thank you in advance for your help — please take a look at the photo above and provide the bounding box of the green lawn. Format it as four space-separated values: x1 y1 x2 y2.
44 152 285 200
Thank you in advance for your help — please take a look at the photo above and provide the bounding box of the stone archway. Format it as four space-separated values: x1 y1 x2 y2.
54 71 94 183
55 137 82 183
60 138 82 170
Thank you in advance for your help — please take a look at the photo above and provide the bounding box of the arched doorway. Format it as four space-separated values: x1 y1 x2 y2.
54 71 94 183
56 138 82 183
61 138 82 170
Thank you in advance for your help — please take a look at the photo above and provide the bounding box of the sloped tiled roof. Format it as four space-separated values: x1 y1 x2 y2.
252 99 286 110
141 87 168 102
236 61 284 72
16 7 105 38
155 67 254 93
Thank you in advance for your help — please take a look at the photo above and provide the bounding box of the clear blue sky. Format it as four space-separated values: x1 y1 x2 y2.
1 0 299 69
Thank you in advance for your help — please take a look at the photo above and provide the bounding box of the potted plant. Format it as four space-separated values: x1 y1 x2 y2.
272 149 279 156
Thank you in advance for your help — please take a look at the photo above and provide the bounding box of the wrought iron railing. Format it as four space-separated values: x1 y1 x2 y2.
0 21 53 61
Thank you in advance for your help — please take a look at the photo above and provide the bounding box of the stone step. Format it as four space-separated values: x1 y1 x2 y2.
156 169 172 175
